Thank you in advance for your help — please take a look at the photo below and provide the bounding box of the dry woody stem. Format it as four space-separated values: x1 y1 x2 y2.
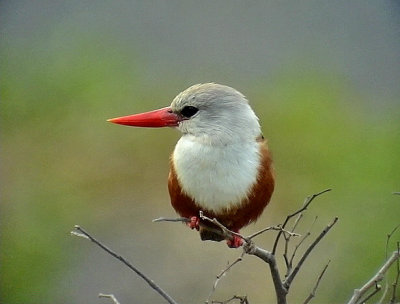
71 225 179 304
347 250 400 304
72 189 400 304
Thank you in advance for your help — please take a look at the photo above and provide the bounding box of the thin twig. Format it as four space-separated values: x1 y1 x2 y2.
347 250 400 304
386 224 400 259
153 215 230 240
71 230 90 239
153 217 190 223
199 211 246 242
379 224 400 303
357 282 382 304
71 225 179 304
290 213 304 235
302 260 330 304
247 225 300 240
283 213 305 257
390 242 400 304
378 223 400 304
283 213 305 271
286 216 318 277
99 293 121 304
283 216 338 290
206 252 246 303
282 213 305 268
389 195 400 303
377 284 390 304
211 295 249 304
205 223 295 303
272 189 332 255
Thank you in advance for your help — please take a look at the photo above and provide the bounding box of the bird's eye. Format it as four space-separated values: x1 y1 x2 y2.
180 106 199 118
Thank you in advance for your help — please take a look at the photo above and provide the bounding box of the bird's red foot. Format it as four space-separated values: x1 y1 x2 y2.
226 235 243 248
188 216 200 231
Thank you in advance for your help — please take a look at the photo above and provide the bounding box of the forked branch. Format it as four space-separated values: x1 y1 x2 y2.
74 189 336 304
347 250 400 304
154 189 335 304
272 188 331 255
283 217 338 290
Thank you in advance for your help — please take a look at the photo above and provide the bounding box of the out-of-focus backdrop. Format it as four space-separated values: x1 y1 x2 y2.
1 1 400 303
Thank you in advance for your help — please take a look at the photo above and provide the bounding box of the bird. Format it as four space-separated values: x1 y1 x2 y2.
108 83 274 247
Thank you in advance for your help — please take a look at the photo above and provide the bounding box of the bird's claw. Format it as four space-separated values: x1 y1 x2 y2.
188 216 200 231
226 235 243 248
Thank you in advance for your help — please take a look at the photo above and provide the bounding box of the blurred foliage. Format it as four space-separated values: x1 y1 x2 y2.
1 32 400 304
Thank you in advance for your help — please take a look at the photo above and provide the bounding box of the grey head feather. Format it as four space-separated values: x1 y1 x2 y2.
171 83 261 145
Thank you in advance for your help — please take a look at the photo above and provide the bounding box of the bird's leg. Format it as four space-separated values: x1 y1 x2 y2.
188 216 200 231
226 229 243 248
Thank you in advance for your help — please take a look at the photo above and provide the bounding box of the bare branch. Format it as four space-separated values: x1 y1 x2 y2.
153 217 190 223
244 241 287 304
202 222 295 304
377 284 390 304
199 211 246 243
390 242 400 304
151 191 335 304
286 216 318 277
283 217 338 290
247 225 300 240
99 293 121 304
302 260 330 304
290 213 304 234
70 230 90 240
206 252 245 304
347 250 400 304
211 295 249 304
386 224 400 259
282 213 306 268
377 224 400 304
71 225 179 304
272 188 332 255
358 282 382 304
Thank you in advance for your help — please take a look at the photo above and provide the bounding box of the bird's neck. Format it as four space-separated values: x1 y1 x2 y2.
172 135 261 211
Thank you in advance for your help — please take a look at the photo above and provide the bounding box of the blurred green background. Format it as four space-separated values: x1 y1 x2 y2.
1 1 400 303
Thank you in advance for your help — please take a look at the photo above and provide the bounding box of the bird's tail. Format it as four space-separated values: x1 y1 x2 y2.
199 226 225 242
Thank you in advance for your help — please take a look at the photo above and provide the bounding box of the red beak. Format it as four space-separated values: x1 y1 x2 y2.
107 107 181 128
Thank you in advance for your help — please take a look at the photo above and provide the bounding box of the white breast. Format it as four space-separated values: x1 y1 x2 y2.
172 136 261 211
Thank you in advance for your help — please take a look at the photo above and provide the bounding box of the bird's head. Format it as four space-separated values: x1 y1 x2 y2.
108 83 261 145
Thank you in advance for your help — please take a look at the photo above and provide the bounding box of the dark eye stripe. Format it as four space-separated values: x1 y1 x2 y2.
180 106 199 118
